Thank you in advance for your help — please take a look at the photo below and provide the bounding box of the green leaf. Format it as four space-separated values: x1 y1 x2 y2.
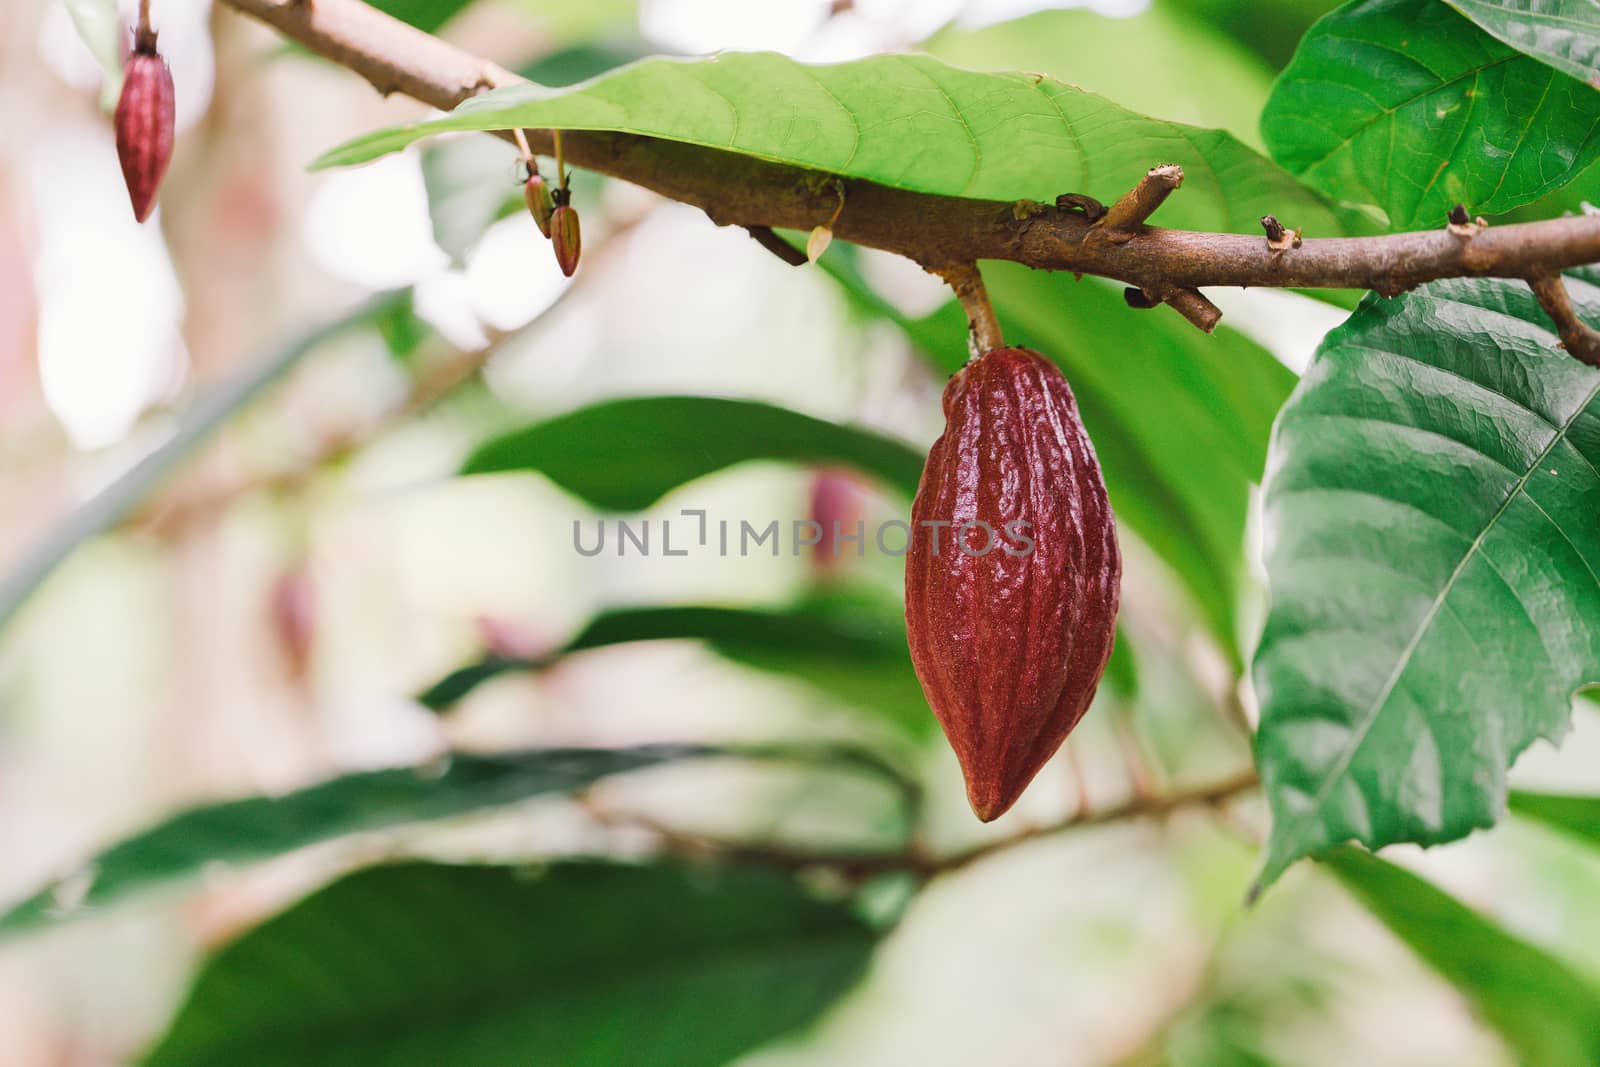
1253 277 1600 888
0 294 402 637
1510 788 1600 848
1261 0 1600 229
462 396 926 509
926 3 1276 149
977 267 1294 661
142 862 874 1067
1322 848 1600 1066
64 0 123 108
1444 0 1600 88
421 599 934 736
314 52 1346 236
0 745 710 937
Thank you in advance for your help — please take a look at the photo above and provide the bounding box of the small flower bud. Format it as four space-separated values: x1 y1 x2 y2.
114 31 175 224
550 203 581 277
524 173 554 238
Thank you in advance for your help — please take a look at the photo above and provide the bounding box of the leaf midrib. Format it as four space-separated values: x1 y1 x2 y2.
1285 375 1600 834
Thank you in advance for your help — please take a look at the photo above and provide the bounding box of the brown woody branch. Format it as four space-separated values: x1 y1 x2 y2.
221 0 1600 343
1527 272 1600 366
587 767 1260 879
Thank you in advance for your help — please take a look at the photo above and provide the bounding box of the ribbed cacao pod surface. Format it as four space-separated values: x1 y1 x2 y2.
114 35 176 224
906 346 1121 821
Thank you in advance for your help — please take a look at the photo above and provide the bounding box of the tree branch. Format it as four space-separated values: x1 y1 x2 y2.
1527 273 1600 366
221 0 1600 341
586 768 1260 880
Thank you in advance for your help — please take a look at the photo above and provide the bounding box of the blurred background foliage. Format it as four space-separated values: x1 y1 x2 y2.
1 0 1599 1064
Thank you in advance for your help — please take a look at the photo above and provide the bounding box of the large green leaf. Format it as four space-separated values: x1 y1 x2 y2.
1444 0 1600 88
926 3 1275 148
422 599 932 735
1261 0 1600 229
143 862 873 1067
0 745 709 936
462 396 926 509
1510 788 1600 847
314 52 1346 236
1253 277 1600 888
1323 848 1600 1066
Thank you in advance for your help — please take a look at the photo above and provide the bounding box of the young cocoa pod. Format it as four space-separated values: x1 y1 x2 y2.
524 173 555 238
905 346 1121 821
550 203 581 277
114 30 175 224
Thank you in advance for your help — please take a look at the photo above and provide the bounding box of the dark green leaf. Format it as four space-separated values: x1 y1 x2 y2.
367 0 475 33
1444 0 1600 88
1262 0 1600 228
0 745 709 936
1253 277 1600 888
1323 847 1600 1066
315 52 1347 236
421 599 933 736
143 862 874 1067
1511 788 1600 848
462 396 926 509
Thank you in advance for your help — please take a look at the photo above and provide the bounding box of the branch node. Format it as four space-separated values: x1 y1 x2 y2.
744 225 807 267
1446 203 1487 239
1054 193 1106 222
940 263 1005 354
1089 164 1183 245
1527 273 1600 367
1125 285 1220 332
1261 214 1302 253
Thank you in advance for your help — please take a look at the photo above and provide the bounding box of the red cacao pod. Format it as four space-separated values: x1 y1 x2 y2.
550 203 581 277
114 34 175 224
905 346 1121 821
524 173 555 238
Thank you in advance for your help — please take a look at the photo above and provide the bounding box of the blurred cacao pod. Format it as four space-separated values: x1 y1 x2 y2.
905 346 1121 821
808 468 865 575
114 31 175 224
550 203 581 277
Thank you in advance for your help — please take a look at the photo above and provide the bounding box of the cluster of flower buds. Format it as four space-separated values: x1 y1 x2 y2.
523 156 581 277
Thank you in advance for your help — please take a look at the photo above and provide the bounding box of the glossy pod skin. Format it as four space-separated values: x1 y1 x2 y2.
115 34 176 224
550 203 581 277
905 346 1121 821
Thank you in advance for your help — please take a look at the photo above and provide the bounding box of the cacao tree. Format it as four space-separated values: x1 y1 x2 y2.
2 0 1600 1063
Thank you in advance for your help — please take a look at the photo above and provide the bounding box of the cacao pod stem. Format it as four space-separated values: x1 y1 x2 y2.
905 346 1121 821
114 31 175 224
